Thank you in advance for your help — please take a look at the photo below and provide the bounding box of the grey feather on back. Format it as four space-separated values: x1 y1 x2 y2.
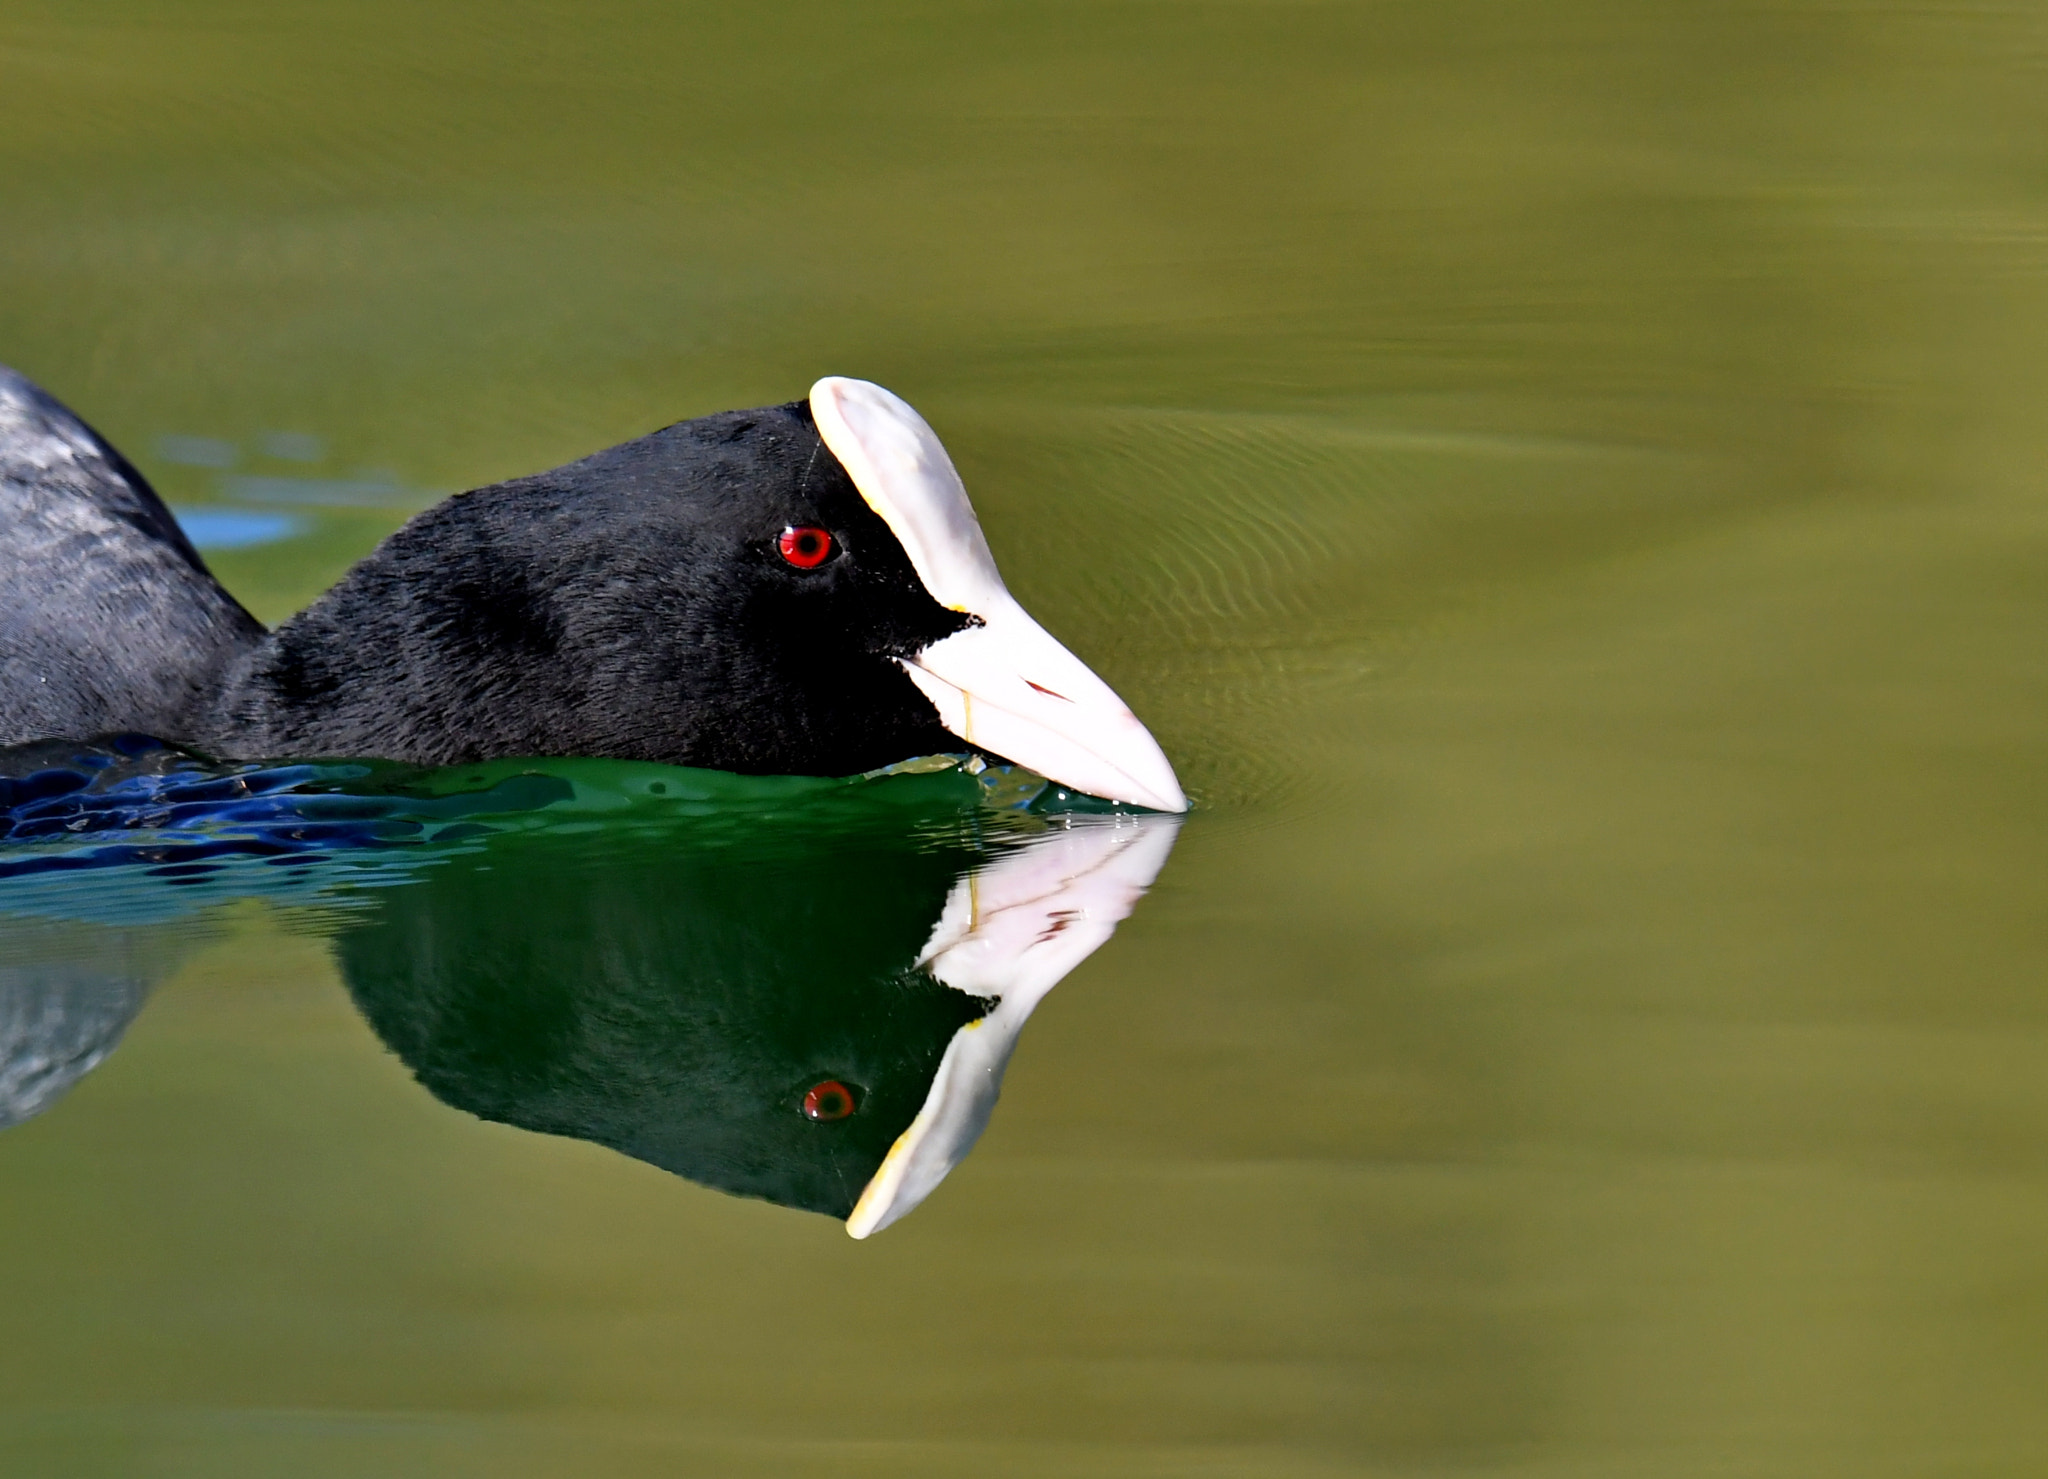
0 367 262 746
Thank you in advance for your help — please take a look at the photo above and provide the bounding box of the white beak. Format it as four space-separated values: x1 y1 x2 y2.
898 595 1186 813
811 376 1188 813
845 812 1182 1238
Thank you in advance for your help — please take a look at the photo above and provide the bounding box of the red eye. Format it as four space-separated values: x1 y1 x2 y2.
802 1080 857 1121
778 525 834 569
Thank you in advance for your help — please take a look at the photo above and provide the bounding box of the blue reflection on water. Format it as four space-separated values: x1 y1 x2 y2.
0 740 1072 926
169 507 306 551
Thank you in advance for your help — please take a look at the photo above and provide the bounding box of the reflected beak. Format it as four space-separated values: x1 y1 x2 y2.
846 813 1183 1238
901 594 1188 813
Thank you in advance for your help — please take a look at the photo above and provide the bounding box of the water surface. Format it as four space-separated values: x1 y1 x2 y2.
4 3 2048 1475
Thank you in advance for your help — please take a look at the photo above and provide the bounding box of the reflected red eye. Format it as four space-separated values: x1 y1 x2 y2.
802 1080 857 1121
778 525 834 569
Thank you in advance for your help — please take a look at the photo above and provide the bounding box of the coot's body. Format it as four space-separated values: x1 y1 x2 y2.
0 366 1185 812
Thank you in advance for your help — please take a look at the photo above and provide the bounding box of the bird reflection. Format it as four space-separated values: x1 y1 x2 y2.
336 804 1177 1235
0 743 1178 1233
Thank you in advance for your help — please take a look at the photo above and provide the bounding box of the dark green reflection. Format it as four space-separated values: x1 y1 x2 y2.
325 765 1177 1232
337 812 992 1219
0 750 1176 1230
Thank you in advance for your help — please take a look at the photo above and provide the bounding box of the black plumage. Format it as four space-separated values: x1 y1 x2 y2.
1 367 973 774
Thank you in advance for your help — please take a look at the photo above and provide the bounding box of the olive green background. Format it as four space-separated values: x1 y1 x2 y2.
4 2 2048 1474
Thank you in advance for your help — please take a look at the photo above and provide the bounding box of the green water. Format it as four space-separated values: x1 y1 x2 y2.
6 1 2048 1473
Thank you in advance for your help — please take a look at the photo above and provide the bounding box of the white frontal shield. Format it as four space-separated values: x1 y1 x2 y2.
811 377 1187 813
